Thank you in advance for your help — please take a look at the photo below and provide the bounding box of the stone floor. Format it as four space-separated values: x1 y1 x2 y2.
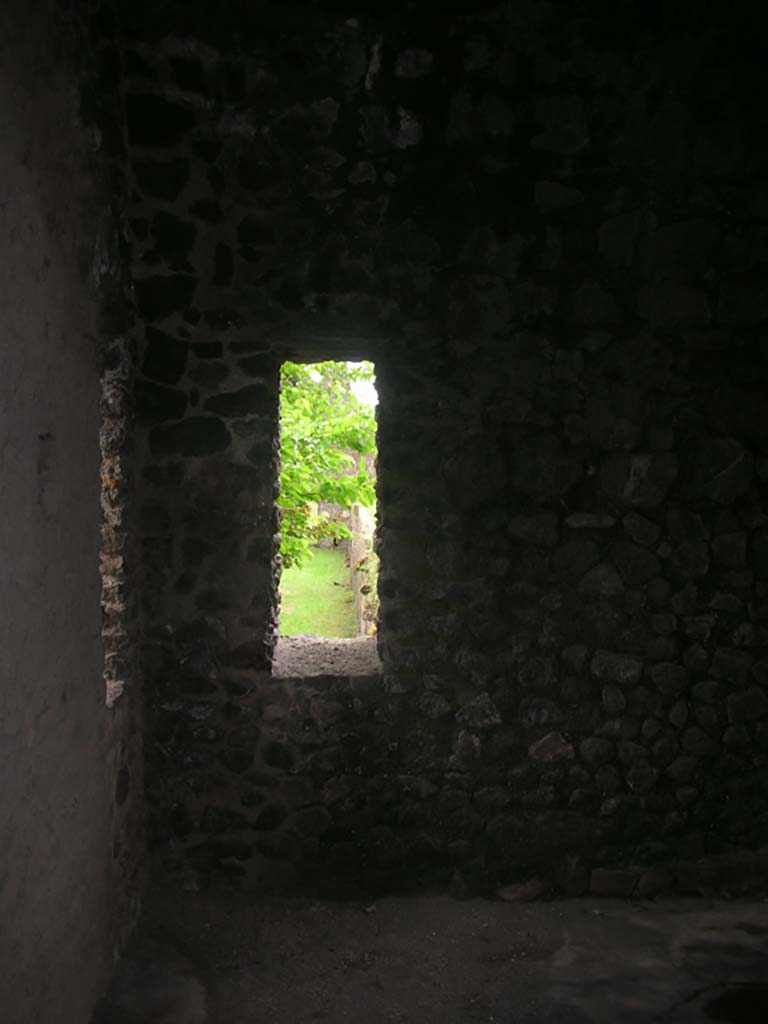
96 875 768 1023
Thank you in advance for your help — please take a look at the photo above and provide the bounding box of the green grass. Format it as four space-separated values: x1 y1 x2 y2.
279 546 358 637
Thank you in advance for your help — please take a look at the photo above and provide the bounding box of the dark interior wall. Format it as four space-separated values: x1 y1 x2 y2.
122 1 768 895
0 2 143 1021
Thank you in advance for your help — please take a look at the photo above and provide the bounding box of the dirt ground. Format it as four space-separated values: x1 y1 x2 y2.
98 874 768 1023
272 634 381 677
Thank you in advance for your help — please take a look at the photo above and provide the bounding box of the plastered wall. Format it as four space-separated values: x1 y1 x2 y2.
0 3 143 1021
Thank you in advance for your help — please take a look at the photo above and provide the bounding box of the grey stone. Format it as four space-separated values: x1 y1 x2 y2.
670 540 710 579
709 592 743 612
653 732 678 768
712 532 747 569
647 578 671 605
681 615 715 642
590 868 638 896
532 95 588 154
534 181 584 211
625 760 658 793
727 687 768 725
519 657 557 691
590 650 642 685
723 725 750 749
650 662 688 697
508 513 559 546
718 279 768 325
599 453 679 508
637 866 674 897
637 284 710 325
561 645 589 672
602 684 626 715
579 563 625 598
642 718 663 742
651 612 677 635
569 279 621 327
692 680 719 702
668 700 689 729
610 542 661 584
579 737 615 765
594 764 621 794
495 879 546 902
690 437 753 505
149 417 231 457
681 726 715 757
623 513 661 545
518 697 561 728
553 539 599 577
617 740 648 764
754 530 768 577
671 582 699 615
599 210 657 268
204 385 272 419
508 433 583 502
665 756 698 784
732 623 768 648
684 643 710 675
529 732 575 762
565 513 616 528
710 648 753 685
395 49 434 78
456 694 502 730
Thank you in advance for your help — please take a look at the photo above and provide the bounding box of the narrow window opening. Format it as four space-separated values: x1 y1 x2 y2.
272 359 381 677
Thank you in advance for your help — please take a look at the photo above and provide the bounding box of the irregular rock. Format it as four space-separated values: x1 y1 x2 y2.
599 452 679 508
204 384 273 418
149 417 231 457
591 650 643 685
727 687 768 725
508 433 583 502
579 737 615 765
534 180 584 211
455 695 502 730
637 284 710 325
508 512 559 546
518 697 562 728
670 540 710 579
565 513 616 528
529 732 575 762
579 562 624 598
689 437 753 504
553 539 599 578
569 279 621 327
610 542 661 584
495 879 546 902
712 532 747 569
532 95 588 154
590 868 638 896
625 760 658 793
623 512 661 545
602 684 626 715
710 648 753 685
650 662 688 697
395 49 434 78
665 755 697 784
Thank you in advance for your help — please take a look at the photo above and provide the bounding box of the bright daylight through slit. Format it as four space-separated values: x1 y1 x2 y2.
277 360 378 638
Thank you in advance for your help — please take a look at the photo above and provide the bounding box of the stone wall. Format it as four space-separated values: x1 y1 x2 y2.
0 3 144 1022
119 1 768 896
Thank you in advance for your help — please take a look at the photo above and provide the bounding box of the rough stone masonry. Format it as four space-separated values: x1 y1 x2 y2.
117 0 768 897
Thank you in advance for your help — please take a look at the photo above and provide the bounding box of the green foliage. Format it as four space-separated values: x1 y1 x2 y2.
278 360 377 568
